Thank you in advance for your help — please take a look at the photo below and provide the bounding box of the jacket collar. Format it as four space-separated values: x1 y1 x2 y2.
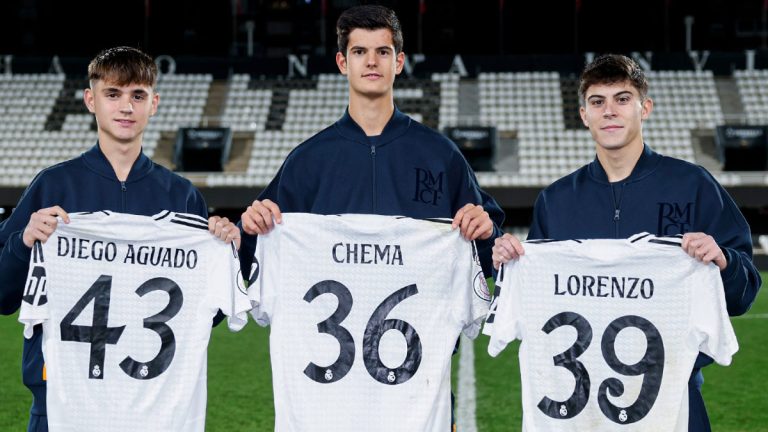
587 143 662 184
81 143 153 182
334 106 411 147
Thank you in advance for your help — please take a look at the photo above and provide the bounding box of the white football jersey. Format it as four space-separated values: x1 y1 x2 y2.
19 211 251 432
483 233 738 432
249 213 490 432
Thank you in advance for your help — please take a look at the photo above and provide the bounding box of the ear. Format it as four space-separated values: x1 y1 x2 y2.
640 97 653 120
83 88 95 113
579 105 588 127
150 92 160 117
395 51 405 75
336 52 348 75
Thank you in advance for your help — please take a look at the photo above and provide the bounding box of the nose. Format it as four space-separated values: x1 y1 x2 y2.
602 101 616 118
366 51 377 67
120 96 134 113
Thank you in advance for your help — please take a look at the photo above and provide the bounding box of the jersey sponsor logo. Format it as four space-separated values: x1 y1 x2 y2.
412 168 444 206
656 202 693 235
473 271 491 301
23 266 48 306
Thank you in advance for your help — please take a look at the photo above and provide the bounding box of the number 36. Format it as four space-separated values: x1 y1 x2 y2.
303 280 422 386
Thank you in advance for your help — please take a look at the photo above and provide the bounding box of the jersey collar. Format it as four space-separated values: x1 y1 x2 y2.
81 143 154 182
587 143 663 184
334 106 411 147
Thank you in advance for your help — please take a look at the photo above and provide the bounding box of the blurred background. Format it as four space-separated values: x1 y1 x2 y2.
2 0 768 57
0 0 767 267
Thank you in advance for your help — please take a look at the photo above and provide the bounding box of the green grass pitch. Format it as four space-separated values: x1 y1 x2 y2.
1 272 766 431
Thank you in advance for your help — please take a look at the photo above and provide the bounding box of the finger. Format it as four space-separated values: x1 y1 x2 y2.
254 204 275 233
240 210 259 235
463 216 480 240
51 206 70 224
459 208 480 239
208 216 221 234
243 205 269 235
261 199 283 224
216 219 232 241
701 248 721 264
452 204 472 229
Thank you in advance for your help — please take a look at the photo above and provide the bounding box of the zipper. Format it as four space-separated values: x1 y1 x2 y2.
121 181 127 211
610 182 624 238
371 145 376 212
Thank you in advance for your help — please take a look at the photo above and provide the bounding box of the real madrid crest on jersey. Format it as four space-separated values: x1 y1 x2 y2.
250 213 490 431
18 211 252 432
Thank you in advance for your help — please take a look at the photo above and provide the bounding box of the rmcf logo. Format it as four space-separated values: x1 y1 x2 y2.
657 202 692 235
412 168 444 206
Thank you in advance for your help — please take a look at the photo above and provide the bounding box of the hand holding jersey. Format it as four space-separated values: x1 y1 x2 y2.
242 199 495 241
493 231 728 271
18 211 251 432
22 206 71 248
248 213 490 431
25 206 241 250
483 234 738 431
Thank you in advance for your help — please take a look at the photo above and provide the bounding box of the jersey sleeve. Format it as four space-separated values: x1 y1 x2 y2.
689 262 739 366
456 240 491 339
208 240 250 331
484 260 525 357
18 241 49 338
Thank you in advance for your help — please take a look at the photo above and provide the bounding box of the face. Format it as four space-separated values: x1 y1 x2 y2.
84 78 159 149
336 28 405 101
579 80 652 155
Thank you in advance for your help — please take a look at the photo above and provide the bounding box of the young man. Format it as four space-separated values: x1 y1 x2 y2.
0 46 239 432
492 54 762 431
240 5 503 274
238 4 504 430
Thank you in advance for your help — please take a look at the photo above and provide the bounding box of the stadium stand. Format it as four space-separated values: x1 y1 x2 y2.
2 68 768 188
0 64 766 267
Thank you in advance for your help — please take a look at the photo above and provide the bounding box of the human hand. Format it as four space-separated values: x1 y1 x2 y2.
681 232 727 271
208 216 241 250
240 199 282 235
23 206 70 248
451 203 493 241
492 233 525 270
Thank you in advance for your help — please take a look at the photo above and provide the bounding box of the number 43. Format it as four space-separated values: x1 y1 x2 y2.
60 275 183 380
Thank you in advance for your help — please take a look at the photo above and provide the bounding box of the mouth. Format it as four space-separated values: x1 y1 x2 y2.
115 119 135 126
362 73 383 79
601 125 622 131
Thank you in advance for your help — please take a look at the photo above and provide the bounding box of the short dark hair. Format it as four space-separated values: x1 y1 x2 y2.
336 5 403 56
88 46 158 88
578 54 648 105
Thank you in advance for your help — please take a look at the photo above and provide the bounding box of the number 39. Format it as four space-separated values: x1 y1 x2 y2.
538 312 664 425
303 280 422 386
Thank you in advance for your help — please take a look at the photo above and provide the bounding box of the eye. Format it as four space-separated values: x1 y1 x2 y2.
617 95 631 104
133 94 146 101
378 49 390 56
352 48 364 56
590 99 603 107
